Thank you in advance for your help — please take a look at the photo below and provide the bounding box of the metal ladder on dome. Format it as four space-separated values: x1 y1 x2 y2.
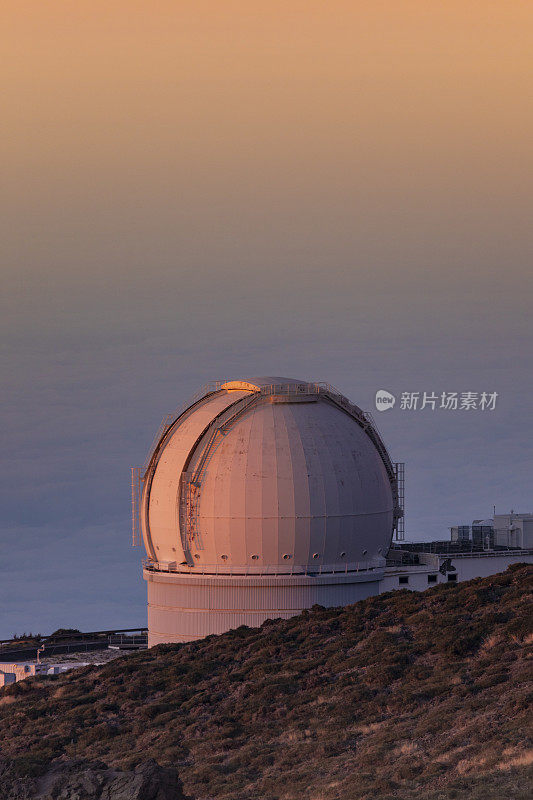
181 391 262 550
190 391 259 488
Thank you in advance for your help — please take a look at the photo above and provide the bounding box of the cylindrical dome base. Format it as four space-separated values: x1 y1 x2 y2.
144 567 384 645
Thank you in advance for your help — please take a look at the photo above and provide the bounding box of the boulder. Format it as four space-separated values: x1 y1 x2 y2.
34 758 189 800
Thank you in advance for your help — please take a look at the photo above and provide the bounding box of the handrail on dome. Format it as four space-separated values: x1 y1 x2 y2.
142 556 385 577
145 381 357 475
141 381 225 473
317 390 404 540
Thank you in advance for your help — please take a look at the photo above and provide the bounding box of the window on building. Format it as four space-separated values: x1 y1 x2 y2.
447 573 457 582
399 575 409 585
428 574 437 583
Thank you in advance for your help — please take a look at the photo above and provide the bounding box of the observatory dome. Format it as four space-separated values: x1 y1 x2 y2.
141 378 399 575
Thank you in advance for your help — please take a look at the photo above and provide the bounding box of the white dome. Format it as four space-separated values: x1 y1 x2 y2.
141 378 398 574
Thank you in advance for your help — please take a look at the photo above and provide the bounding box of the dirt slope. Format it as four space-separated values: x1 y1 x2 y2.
1 564 531 800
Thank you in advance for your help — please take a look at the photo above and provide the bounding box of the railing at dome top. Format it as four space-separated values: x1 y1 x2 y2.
180 382 404 554
261 383 404 539
317 385 404 540
142 380 385 477
133 380 405 550
142 381 225 474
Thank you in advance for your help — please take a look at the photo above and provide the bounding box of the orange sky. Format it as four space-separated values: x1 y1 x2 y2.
3 2 532 291
2 1 532 339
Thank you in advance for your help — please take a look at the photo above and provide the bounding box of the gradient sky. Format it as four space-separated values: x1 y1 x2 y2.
2 2 532 638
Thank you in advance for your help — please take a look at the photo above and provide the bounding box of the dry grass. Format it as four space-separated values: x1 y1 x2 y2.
480 632 502 650
498 749 533 770
0 563 531 800
393 741 419 756
0 695 17 706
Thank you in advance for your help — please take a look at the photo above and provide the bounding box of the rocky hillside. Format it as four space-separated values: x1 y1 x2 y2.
1 564 532 800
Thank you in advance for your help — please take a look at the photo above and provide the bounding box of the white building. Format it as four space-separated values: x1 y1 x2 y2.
0 670 16 687
0 661 83 684
494 513 533 549
451 513 533 550
382 548 532 592
134 378 533 646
